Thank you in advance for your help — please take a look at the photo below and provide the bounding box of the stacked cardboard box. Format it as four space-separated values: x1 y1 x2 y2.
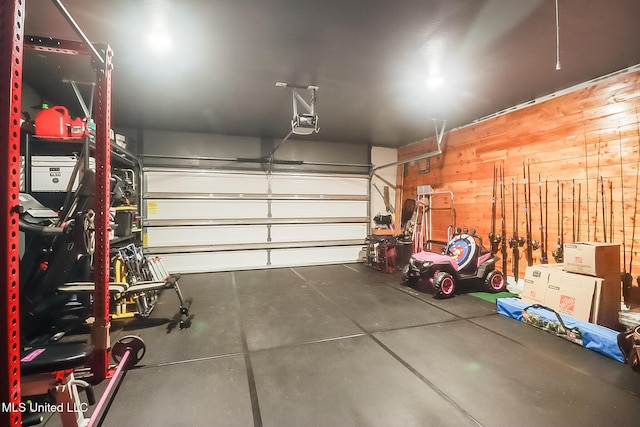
564 242 621 329
521 243 621 329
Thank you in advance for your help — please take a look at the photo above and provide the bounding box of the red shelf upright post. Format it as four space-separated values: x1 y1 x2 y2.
90 44 114 382
1 1 25 426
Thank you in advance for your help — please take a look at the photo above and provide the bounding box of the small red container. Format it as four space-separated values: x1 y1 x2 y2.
35 106 70 137
70 117 85 137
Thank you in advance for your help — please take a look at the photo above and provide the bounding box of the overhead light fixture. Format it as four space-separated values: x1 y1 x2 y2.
144 0 174 55
145 27 173 54
426 75 443 89
276 82 320 135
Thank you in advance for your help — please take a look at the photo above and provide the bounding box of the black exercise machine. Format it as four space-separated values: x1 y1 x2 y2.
19 167 192 342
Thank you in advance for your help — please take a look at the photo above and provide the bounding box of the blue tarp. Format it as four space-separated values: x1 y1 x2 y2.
497 297 624 363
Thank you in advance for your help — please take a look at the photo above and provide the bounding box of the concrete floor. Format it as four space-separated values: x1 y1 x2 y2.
44 263 640 426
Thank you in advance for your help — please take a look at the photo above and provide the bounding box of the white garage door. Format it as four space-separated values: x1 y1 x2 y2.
143 168 369 273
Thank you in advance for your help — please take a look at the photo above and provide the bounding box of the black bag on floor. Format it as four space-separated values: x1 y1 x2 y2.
617 325 640 372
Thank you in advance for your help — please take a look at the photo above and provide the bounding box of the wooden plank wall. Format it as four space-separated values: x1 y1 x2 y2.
397 70 640 280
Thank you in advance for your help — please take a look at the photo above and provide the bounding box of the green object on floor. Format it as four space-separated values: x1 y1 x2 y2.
469 291 517 303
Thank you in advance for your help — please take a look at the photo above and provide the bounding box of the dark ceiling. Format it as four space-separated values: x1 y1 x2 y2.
22 0 640 148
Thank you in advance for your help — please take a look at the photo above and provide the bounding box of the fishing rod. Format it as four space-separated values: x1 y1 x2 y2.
632 108 640 291
527 162 539 262
552 180 564 263
509 178 525 279
609 180 614 243
523 162 533 266
594 131 601 240
489 164 500 254
620 129 633 299
572 179 576 242
577 183 582 242
500 165 508 275
538 174 548 263
584 128 591 241
601 176 607 243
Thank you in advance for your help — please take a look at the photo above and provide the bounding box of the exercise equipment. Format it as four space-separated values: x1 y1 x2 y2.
60 244 192 328
20 165 192 343
19 169 98 342
20 336 146 427
87 336 146 426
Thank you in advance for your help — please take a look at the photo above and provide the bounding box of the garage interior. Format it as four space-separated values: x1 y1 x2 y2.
2 1 640 426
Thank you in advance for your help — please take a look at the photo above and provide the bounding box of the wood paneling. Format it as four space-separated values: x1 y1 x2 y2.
399 70 640 280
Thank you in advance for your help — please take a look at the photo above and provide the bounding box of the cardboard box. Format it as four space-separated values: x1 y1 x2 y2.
521 265 553 305
544 269 597 322
563 242 621 328
595 275 623 329
564 242 620 277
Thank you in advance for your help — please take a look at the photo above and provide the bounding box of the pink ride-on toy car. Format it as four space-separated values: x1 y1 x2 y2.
402 228 506 298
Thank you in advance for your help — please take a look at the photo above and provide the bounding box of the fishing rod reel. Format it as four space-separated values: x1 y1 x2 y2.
488 232 503 254
508 236 525 249
552 246 564 263
529 239 540 251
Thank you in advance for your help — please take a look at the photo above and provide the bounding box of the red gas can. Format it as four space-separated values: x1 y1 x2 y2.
35 106 70 137
70 117 85 137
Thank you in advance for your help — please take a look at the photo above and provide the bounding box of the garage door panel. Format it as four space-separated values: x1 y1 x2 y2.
146 199 269 220
146 170 268 194
146 225 268 248
269 174 368 196
159 250 269 274
270 200 368 218
270 224 367 243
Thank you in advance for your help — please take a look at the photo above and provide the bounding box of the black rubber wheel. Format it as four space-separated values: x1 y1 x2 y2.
484 270 506 293
433 271 456 299
401 265 419 287
631 351 640 373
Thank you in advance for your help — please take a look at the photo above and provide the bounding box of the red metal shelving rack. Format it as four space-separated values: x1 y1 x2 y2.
2 3 114 424
1 1 26 425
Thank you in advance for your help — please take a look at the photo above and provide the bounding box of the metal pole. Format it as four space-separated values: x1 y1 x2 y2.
371 120 446 174
51 0 105 65
90 45 114 382
1 2 25 425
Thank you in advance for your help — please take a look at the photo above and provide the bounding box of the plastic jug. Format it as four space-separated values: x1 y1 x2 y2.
70 117 85 137
35 106 70 137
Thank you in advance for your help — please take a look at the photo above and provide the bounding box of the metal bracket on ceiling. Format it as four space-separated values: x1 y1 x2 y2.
276 82 320 136
371 119 447 174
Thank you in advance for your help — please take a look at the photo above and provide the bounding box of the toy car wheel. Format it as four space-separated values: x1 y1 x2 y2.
433 271 455 299
401 265 419 287
484 270 506 293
